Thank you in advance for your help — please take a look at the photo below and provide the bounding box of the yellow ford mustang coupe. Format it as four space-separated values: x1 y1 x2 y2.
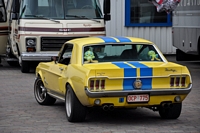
34 36 192 122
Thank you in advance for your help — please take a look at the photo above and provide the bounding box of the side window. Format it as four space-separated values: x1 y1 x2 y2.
58 44 73 65
0 0 6 22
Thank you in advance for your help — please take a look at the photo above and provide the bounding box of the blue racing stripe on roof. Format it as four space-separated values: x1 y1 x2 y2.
114 36 132 42
97 36 117 43
112 62 136 90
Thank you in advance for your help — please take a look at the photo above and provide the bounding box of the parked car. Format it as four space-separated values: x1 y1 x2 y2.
34 36 192 122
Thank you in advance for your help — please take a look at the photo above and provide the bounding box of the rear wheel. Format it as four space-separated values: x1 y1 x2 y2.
159 103 182 119
65 85 87 122
34 77 56 105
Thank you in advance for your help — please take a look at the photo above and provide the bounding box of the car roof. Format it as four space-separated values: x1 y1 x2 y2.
67 36 153 46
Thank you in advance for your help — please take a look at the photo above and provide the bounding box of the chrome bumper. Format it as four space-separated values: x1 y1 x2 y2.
85 84 192 98
21 52 59 61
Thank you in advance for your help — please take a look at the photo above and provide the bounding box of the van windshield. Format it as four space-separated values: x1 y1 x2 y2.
20 0 103 19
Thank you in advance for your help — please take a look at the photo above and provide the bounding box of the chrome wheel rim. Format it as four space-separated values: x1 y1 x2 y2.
66 89 72 117
35 79 46 102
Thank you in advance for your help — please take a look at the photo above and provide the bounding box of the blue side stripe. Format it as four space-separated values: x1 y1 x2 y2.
112 62 136 90
97 36 117 43
114 36 132 42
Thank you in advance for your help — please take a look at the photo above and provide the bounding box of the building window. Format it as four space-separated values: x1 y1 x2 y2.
125 0 172 27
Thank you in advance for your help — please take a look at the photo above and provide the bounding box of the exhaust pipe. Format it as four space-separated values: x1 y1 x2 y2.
103 105 109 111
167 103 173 108
108 105 114 111
161 103 173 108
161 103 168 108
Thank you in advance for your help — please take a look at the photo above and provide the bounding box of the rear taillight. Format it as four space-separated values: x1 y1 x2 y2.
101 80 105 89
181 77 186 87
170 76 186 87
95 80 100 90
90 80 94 90
170 77 175 87
90 79 105 91
175 77 180 87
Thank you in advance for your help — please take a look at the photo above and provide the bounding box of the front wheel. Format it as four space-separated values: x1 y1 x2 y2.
65 85 87 122
159 103 182 119
21 61 30 73
7 61 19 67
34 77 56 105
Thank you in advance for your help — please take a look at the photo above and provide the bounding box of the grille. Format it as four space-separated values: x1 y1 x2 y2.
41 36 87 51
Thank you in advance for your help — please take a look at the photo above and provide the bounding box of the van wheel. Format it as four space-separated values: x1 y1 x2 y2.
34 77 56 105
176 49 187 61
65 85 87 122
159 103 182 119
21 61 30 73
7 61 19 67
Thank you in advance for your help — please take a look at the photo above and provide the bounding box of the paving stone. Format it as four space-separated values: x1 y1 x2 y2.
0 57 200 133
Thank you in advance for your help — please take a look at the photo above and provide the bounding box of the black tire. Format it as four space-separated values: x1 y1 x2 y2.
176 49 187 61
21 61 30 73
159 103 182 119
65 85 87 122
34 77 56 105
176 49 200 61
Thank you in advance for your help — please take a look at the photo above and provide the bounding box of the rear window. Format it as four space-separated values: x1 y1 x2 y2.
83 44 163 64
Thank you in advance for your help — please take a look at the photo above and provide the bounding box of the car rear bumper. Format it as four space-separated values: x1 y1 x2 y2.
85 83 192 98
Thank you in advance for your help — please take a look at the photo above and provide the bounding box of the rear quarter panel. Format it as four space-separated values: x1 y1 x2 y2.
66 64 95 106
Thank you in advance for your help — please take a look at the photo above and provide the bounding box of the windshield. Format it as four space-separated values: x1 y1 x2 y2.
83 44 163 64
0 0 6 22
20 0 103 19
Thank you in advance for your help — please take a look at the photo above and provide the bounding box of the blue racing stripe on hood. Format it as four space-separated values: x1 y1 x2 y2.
114 36 132 42
97 36 117 43
112 62 136 90
128 62 152 90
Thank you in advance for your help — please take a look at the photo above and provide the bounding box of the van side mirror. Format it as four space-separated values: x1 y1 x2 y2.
103 0 111 21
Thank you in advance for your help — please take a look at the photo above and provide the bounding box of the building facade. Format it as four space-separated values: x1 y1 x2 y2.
101 0 176 54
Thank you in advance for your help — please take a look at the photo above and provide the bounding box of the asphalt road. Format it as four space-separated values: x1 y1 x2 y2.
0 56 200 133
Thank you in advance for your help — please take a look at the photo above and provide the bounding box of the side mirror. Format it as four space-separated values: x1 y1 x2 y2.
103 0 111 21
51 56 58 64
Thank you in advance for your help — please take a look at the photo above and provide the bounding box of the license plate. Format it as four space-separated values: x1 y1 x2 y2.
127 94 149 103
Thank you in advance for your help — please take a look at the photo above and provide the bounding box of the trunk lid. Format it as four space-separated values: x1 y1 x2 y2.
84 62 189 91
